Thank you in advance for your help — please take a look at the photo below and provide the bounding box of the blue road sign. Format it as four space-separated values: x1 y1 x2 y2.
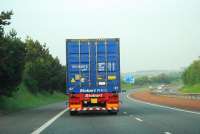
124 74 135 84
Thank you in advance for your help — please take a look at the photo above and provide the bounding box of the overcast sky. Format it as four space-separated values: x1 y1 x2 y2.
1 0 200 72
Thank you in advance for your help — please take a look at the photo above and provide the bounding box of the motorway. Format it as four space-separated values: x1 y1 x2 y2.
0 89 200 134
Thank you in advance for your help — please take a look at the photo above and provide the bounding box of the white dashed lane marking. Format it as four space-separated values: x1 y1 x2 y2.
164 132 172 134
135 117 143 122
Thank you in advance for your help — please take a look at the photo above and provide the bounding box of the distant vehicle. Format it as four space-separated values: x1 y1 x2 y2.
160 84 166 88
66 38 121 115
157 86 163 90
156 90 163 93
148 86 153 89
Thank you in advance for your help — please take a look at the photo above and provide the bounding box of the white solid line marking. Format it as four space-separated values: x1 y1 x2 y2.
135 117 143 122
164 132 172 134
127 94 200 115
31 108 68 134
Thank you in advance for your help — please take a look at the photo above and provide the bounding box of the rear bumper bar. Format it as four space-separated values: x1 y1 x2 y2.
69 107 118 111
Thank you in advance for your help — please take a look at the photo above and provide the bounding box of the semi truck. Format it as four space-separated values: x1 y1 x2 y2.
66 38 120 115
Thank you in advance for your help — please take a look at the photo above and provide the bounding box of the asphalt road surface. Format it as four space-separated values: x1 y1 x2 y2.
1 89 200 134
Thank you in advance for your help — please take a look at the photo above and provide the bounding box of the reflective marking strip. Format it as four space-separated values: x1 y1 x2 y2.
108 108 112 110
81 107 108 111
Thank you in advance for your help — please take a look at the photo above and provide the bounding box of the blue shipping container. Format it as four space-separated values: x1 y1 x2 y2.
66 38 120 94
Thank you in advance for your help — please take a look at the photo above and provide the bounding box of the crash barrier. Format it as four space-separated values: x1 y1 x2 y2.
151 91 200 100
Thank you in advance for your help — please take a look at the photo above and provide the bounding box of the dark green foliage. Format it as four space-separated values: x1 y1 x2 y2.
25 37 49 62
0 32 26 96
121 80 134 90
134 76 150 86
182 59 200 85
23 38 65 94
0 10 65 97
0 11 26 96
135 73 181 86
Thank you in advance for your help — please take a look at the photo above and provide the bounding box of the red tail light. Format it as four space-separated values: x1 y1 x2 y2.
70 95 81 104
108 94 119 103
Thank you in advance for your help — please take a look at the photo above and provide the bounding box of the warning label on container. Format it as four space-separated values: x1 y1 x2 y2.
98 63 105 71
71 78 75 83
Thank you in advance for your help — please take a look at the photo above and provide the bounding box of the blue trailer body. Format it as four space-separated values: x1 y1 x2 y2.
66 38 120 94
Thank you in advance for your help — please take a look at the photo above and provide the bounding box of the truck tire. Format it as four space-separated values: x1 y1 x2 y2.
70 111 77 116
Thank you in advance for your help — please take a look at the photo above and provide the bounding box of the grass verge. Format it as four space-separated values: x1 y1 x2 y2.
180 84 200 93
0 84 66 113
121 82 134 90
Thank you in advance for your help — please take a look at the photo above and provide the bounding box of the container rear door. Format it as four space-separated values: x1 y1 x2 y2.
106 39 120 92
66 39 120 93
66 40 90 93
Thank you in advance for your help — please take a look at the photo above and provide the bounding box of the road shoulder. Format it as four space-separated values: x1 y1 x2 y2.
0 101 65 134
130 91 200 111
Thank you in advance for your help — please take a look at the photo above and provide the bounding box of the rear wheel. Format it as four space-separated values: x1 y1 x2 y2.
70 111 78 116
